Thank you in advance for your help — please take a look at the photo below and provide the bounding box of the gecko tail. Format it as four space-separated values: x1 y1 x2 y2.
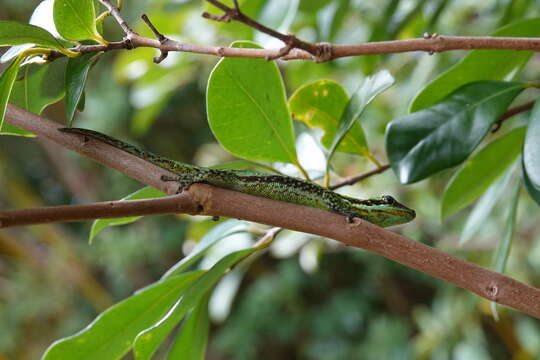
59 127 200 174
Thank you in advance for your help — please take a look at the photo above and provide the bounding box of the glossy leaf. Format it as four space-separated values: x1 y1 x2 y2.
289 79 367 155
53 0 104 43
6 59 66 136
207 41 298 164
459 170 513 245
0 20 64 49
161 219 249 279
0 56 24 132
522 157 540 206
386 81 526 184
523 98 540 189
167 294 210 360
42 271 204 360
89 187 166 243
133 248 257 360
491 180 520 320
441 126 525 220
411 18 540 112
10 59 66 114
65 53 99 124
327 70 394 165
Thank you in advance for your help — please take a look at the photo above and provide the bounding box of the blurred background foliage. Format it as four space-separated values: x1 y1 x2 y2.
1 0 540 359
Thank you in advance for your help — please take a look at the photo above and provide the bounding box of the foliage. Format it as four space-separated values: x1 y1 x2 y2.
1 0 540 359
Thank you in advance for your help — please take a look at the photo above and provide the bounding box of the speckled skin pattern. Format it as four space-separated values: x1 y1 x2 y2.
60 128 415 227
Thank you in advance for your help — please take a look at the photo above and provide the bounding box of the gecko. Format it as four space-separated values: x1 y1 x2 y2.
59 128 415 227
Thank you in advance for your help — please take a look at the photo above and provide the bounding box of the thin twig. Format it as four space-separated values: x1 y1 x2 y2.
204 0 327 61
98 0 137 37
43 35 540 63
141 14 169 63
329 164 391 190
492 100 535 133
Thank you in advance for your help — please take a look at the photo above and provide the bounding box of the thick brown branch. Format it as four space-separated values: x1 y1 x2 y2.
3 104 540 319
0 195 197 228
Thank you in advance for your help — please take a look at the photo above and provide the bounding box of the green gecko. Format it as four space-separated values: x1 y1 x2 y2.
59 128 415 227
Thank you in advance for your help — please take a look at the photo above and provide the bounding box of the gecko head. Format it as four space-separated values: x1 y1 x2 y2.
346 194 416 227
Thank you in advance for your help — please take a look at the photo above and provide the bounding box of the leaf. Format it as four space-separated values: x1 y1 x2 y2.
6 59 66 136
53 0 105 43
522 156 540 206
386 81 526 184
42 271 204 360
289 79 367 155
133 248 258 360
166 294 210 360
0 20 64 50
10 58 66 114
410 17 540 112
327 70 394 166
491 180 520 320
459 169 513 245
441 126 525 220
89 187 166 243
206 41 298 164
65 53 99 124
317 0 350 42
161 219 249 279
0 56 24 132
523 98 540 189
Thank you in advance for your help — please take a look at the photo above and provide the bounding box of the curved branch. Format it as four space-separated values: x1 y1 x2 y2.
3 104 540 319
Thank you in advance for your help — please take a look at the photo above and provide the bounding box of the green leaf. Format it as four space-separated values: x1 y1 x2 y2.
491 180 520 320
162 220 249 279
133 248 258 360
10 59 66 114
317 0 350 42
0 20 64 50
386 81 526 184
327 70 394 166
43 271 204 360
522 156 540 206
6 59 66 136
441 126 525 220
65 53 99 124
459 170 513 245
523 98 540 189
410 17 540 112
53 0 104 43
166 294 210 360
0 56 24 132
89 187 166 243
289 79 366 155
207 41 298 164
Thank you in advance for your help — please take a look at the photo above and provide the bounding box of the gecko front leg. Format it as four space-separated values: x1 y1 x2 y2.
161 174 207 193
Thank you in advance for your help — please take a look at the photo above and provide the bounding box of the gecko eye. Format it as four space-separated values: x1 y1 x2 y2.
382 195 396 205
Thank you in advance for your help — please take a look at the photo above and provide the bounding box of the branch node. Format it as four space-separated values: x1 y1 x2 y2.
202 11 233 23
486 282 499 301
141 14 169 63
314 42 334 63
265 41 294 61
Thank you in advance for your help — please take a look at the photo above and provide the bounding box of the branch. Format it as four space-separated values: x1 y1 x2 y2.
329 164 391 190
98 0 137 37
3 104 540 319
44 33 540 63
492 100 535 133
